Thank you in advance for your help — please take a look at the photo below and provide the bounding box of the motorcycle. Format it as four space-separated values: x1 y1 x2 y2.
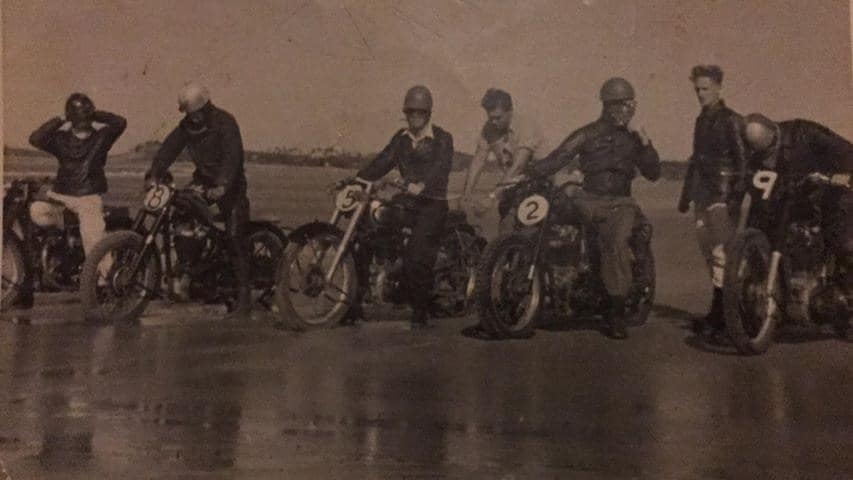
723 171 851 354
274 177 486 331
474 173 655 339
78 180 288 324
2 176 132 310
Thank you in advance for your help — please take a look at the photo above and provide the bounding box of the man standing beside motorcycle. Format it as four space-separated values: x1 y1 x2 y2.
740 113 853 303
353 85 454 329
677 65 747 338
461 88 546 232
529 78 661 339
145 83 252 317
26 93 127 308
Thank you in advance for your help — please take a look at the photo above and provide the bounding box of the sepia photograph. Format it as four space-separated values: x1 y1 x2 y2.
1 0 852 478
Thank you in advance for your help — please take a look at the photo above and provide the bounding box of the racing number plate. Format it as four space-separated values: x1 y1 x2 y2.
335 184 364 212
517 194 549 226
143 184 173 212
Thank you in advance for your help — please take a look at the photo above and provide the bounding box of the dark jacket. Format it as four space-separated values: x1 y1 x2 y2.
680 100 747 209
147 103 247 193
357 125 454 199
29 111 127 196
533 118 661 196
763 119 853 193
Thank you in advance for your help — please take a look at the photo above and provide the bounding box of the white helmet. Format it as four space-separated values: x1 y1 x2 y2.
178 82 211 113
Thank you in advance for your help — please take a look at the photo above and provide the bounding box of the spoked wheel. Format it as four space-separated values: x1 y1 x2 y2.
474 233 542 339
1 235 26 310
723 229 780 354
248 227 286 309
274 229 357 331
627 242 656 326
432 229 483 318
80 231 161 325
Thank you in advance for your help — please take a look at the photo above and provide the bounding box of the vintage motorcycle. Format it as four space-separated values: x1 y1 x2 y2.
723 170 851 354
474 173 655 339
274 177 486 331
78 180 288 324
2 176 132 310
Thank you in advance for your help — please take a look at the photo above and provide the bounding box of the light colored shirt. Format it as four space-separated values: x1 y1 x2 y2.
474 112 545 173
404 121 434 145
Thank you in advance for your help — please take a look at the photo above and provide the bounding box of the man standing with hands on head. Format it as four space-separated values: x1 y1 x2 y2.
677 65 747 338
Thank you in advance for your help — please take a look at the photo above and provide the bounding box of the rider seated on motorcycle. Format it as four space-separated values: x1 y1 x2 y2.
741 113 853 296
26 93 127 308
526 78 661 339
461 88 547 233
348 85 454 329
144 83 253 317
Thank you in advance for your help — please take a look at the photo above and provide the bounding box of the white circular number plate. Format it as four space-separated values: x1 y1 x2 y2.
517 194 549 226
143 185 172 211
335 185 363 212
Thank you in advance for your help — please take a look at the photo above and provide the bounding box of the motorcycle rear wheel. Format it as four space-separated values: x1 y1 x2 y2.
274 230 357 331
80 231 161 325
474 233 542 339
1 234 26 310
723 229 779 354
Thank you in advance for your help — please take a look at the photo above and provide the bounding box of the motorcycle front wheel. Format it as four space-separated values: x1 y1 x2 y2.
432 228 485 318
1 234 26 310
79 231 161 325
274 229 357 331
474 233 542 339
723 229 779 354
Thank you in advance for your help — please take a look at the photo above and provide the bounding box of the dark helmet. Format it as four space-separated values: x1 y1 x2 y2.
65 93 95 124
403 85 433 112
599 77 635 103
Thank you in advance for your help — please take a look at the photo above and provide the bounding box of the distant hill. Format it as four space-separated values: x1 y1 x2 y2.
4 144 689 180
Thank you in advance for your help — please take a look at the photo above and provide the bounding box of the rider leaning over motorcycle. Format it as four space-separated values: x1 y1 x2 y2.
145 83 253 317
354 85 454 329
27 93 127 308
530 78 661 339
461 88 546 232
741 113 853 293
677 65 747 337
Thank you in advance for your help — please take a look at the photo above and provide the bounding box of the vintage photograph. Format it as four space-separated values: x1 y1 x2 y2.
1 0 852 478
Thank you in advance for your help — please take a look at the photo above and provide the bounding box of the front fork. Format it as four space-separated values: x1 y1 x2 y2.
325 201 367 283
765 251 783 318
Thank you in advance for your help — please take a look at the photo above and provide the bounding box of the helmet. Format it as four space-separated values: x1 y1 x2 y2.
178 82 211 113
599 77 635 103
743 113 777 151
403 85 433 112
65 93 95 124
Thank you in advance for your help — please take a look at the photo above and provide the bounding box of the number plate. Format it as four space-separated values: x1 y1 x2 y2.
143 184 173 211
335 185 364 212
517 194 549 226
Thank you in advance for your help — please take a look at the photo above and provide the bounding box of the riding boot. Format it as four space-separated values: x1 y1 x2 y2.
705 287 725 331
606 295 628 340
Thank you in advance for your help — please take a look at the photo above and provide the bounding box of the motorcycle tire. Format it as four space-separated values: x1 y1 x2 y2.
627 243 656 326
474 233 542 339
80 230 161 325
1 234 27 311
723 229 779 355
432 229 484 318
274 229 357 331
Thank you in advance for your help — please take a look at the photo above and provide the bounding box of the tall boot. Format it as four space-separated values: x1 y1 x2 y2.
705 287 724 330
606 295 628 340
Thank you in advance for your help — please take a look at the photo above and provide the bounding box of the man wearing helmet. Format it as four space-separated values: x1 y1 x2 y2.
461 88 546 231
531 78 661 339
354 85 455 328
26 94 127 307
740 113 853 298
678 65 747 337
145 83 252 317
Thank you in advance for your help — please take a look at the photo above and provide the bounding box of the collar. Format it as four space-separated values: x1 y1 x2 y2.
700 99 726 116
404 122 434 143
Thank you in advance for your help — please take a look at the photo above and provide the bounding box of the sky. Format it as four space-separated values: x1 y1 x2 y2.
2 0 852 159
